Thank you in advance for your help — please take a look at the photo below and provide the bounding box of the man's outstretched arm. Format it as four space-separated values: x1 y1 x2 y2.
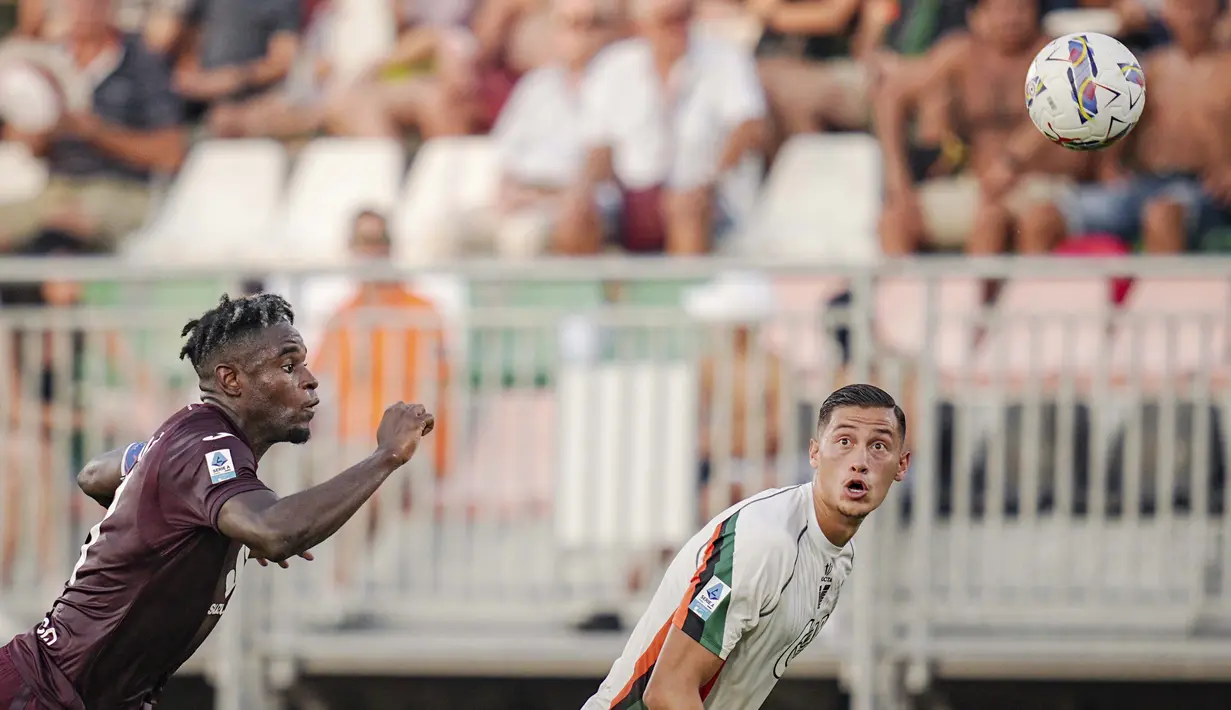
216 403 433 562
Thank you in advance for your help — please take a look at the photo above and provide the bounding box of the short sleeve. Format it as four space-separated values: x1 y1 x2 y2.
715 44 767 127
671 514 792 660
162 436 272 533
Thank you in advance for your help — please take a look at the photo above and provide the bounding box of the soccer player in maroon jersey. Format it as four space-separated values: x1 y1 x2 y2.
0 293 435 709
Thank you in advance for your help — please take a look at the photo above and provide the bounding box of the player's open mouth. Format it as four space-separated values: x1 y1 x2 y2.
843 480 868 500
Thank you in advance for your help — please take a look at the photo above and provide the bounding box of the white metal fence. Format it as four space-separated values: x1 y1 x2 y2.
1 257 1231 710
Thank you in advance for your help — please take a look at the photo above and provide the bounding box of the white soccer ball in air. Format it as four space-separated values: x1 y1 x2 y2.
1025 32 1146 151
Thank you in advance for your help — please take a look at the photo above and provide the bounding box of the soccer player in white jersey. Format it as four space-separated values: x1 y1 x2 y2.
582 384 909 710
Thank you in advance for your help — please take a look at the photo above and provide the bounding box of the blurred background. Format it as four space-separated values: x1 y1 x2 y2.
0 0 1230 707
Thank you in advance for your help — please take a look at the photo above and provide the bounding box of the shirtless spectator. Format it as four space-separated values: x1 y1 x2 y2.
876 0 1094 255
1033 0 1231 253
0 0 186 251
558 0 767 255
171 0 301 137
417 0 617 259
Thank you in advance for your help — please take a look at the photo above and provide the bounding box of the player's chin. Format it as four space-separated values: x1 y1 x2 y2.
836 497 881 520
285 426 312 445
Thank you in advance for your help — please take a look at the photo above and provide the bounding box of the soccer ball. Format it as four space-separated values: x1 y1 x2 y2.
1025 32 1146 151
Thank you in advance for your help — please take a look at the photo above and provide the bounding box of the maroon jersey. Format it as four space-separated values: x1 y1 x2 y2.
6 403 272 709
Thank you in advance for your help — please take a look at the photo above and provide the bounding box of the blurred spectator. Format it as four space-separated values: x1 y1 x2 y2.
875 0 1094 255
327 1 490 139
312 209 449 585
754 0 893 143
17 0 187 54
418 0 617 259
192 0 333 139
557 0 767 255
313 210 450 476
0 232 92 586
1031 0 1231 253
687 272 785 517
0 0 186 252
171 0 300 137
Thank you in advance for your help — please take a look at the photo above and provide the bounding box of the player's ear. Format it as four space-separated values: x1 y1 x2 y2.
895 450 911 483
214 363 243 398
808 438 820 468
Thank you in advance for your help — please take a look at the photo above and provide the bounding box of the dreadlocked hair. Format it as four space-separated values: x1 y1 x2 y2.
179 293 295 374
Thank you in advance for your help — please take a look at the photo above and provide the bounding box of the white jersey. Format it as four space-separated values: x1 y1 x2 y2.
582 483 854 710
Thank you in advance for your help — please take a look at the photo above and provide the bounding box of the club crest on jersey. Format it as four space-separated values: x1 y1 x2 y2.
688 577 731 621
206 448 237 484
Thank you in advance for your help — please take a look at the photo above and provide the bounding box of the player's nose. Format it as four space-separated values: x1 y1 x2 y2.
302 369 319 391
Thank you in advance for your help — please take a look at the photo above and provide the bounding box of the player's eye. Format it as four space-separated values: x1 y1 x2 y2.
282 364 295 374
872 441 886 451
838 437 851 446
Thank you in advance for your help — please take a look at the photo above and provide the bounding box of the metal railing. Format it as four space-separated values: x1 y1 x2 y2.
1 256 1230 710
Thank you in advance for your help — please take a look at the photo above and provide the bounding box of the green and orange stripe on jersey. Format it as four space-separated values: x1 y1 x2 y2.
606 511 740 709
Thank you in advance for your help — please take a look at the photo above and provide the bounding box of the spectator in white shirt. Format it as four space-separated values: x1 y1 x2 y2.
417 0 618 259
556 0 767 255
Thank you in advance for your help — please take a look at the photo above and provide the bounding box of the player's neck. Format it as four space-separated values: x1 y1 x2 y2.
200 397 271 459
812 487 859 548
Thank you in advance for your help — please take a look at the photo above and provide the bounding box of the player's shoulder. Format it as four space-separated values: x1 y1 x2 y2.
725 485 812 556
156 404 254 469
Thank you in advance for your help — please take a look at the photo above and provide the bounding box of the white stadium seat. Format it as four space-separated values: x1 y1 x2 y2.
740 133 882 263
392 136 500 266
272 137 404 266
124 139 287 265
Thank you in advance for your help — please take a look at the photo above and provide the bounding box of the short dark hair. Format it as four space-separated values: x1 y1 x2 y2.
179 293 295 376
816 384 907 442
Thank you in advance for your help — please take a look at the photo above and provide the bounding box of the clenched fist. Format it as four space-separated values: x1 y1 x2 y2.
376 402 435 467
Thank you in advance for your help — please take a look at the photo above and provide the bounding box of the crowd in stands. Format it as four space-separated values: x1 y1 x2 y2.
2 0 1231 591
0 0 1228 261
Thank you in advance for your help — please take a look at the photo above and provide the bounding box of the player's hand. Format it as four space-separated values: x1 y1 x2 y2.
251 551 315 568
375 402 435 467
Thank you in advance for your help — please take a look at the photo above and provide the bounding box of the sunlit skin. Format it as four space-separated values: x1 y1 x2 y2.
808 406 910 547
